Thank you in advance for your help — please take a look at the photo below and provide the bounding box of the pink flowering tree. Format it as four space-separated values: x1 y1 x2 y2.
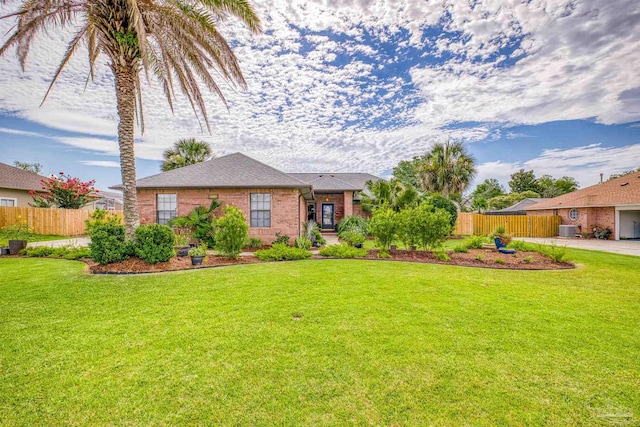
29 172 100 209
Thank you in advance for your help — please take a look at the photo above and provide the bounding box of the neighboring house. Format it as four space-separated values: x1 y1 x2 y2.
82 190 124 211
484 198 549 215
525 172 640 240
112 153 381 241
0 161 46 207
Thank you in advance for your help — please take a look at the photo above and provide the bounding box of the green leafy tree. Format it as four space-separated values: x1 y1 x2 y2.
471 197 488 213
361 179 419 212
419 140 476 198
539 175 579 197
161 138 213 172
508 169 540 193
170 199 220 248
215 205 249 259
472 178 505 201
412 204 452 251
13 161 42 174
368 207 398 252
396 207 419 249
392 156 427 189
2 0 262 238
29 172 99 209
487 190 541 210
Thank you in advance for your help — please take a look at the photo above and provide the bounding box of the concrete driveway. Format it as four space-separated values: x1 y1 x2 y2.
517 237 640 257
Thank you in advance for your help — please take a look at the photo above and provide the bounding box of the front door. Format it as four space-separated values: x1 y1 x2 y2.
321 203 334 229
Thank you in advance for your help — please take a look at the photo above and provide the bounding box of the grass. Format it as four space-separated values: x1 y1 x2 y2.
0 233 66 247
1 249 639 425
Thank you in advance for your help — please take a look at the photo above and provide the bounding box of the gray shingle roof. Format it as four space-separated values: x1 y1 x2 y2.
128 153 312 189
0 162 47 191
485 198 549 215
288 173 381 192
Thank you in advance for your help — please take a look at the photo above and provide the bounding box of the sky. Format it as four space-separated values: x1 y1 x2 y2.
0 0 639 192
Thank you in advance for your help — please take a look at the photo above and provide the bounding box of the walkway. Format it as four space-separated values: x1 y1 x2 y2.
28 237 91 248
517 237 640 257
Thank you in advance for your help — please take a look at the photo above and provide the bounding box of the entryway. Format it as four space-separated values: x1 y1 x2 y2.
321 203 334 229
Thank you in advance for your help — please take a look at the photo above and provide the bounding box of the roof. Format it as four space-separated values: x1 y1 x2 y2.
0 162 47 191
526 173 640 210
485 198 548 215
96 190 123 201
118 153 312 190
288 173 381 192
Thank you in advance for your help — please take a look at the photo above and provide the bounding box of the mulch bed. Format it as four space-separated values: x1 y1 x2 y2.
86 255 262 274
363 248 574 270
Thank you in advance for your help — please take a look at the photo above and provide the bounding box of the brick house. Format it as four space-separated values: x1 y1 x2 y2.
525 172 640 240
0 162 47 207
121 153 380 241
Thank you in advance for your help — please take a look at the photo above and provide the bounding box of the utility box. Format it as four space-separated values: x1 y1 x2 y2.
558 225 576 238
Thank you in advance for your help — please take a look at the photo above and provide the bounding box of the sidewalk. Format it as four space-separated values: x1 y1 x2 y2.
28 237 91 248
517 237 640 257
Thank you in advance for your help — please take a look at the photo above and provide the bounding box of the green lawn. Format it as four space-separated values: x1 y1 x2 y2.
1 250 639 425
0 233 66 247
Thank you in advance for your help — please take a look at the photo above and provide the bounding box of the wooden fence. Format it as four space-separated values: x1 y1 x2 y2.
0 207 123 236
454 213 561 238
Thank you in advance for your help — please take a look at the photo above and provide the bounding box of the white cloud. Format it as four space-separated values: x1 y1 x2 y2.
79 160 121 168
0 127 47 138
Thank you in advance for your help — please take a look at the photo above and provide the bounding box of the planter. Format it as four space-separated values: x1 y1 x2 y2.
190 255 204 266
175 246 190 257
354 243 363 249
8 240 27 255
0 247 9 255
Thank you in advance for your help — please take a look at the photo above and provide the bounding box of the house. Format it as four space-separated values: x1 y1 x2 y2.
0 162 47 207
525 172 640 240
484 198 549 215
115 153 381 241
82 190 124 211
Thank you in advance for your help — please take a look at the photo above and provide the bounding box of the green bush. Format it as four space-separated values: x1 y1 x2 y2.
495 258 505 264
89 224 132 265
85 209 123 235
536 243 569 263
339 229 366 246
319 244 368 259
255 243 311 261
476 253 484 261
453 245 468 253
433 251 450 261
215 206 249 259
508 240 535 251
188 243 207 257
170 200 219 248
336 215 368 235
430 195 458 227
134 224 175 264
396 208 419 250
413 204 452 251
273 232 291 246
463 235 487 249
523 256 533 263
248 237 263 248
294 237 312 250
20 245 90 260
368 207 398 251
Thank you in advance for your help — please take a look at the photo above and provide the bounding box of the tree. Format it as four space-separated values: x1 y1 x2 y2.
537 175 579 198
361 178 419 212
392 156 426 189
29 172 99 209
161 138 213 172
487 190 541 211
2 1 262 238
472 178 505 201
13 161 42 174
419 140 476 198
508 169 539 193
471 197 488 213
608 168 640 180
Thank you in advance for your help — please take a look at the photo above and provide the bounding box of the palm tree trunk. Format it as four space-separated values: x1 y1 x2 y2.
114 67 140 238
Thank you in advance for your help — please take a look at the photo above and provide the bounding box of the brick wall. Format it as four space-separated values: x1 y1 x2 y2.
138 188 302 243
528 206 616 238
312 193 345 229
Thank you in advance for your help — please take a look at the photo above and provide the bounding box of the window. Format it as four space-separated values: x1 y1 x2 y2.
0 198 16 207
157 194 177 225
250 193 271 227
568 209 579 221
307 203 316 222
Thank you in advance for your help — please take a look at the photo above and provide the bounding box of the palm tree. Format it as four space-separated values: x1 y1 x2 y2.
361 178 419 212
161 138 213 171
419 140 476 199
1 0 261 237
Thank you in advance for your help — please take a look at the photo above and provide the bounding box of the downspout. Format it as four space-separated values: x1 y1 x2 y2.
298 191 301 237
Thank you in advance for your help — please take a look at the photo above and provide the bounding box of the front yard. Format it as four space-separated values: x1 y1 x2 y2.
1 249 638 425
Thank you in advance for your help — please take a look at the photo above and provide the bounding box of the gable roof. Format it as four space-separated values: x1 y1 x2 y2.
288 173 381 192
0 162 47 191
526 173 640 210
485 198 548 215
126 153 312 190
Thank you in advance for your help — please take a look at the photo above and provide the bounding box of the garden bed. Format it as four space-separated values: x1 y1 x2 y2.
87 255 262 274
363 248 574 270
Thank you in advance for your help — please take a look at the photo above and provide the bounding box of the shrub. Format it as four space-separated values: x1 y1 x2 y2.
215 206 249 259
453 245 468 253
295 237 312 250
463 235 487 249
476 253 484 261
490 226 512 246
430 195 458 227
396 207 419 250
495 258 505 264
536 243 569 263
170 200 219 248
89 224 132 265
592 226 612 240
255 243 311 261
336 215 368 235
368 207 398 251
29 172 99 209
21 245 90 260
508 240 534 251
273 232 291 246
319 244 367 258
85 209 123 235
0 215 35 241
413 204 453 250
523 256 533 263
188 243 207 257
433 251 450 261
302 220 325 246
134 224 175 264
339 229 366 246
313 230 327 246
248 237 263 248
